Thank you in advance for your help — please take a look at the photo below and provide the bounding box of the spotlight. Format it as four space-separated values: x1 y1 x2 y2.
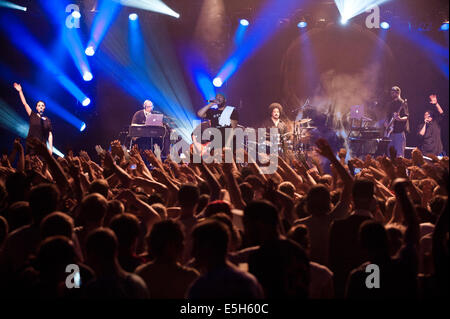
440 21 449 31
380 21 390 29
212 77 223 88
341 18 348 25
80 122 86 132
85 46 95 56
23 7 27 12
71 11 81 19
240 19 249 26
83 71 93 81
129 13 138 21
297 21 307 28
82 97 91 106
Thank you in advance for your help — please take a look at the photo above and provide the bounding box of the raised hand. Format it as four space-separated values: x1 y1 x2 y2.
79 150 91 162
315 138 336 160
13 138 23 152
13 82 22 92
103 151 115 170
429 94 438 104
110 140 125 159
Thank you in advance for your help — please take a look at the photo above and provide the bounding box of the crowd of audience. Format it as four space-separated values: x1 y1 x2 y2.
0 136 448 299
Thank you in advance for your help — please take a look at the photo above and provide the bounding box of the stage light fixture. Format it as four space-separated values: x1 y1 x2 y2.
341 18 348 25
85 46 95 56
240 19 249 26
129 13 138 20
212 77 223 88
83 71 93 81
440 21 449 31
297 21 307 28
380 21 390 29
72 11 81 19
82 97 91 106
80 122 86 132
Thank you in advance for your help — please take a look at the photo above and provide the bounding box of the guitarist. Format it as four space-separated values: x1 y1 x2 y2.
384 86 409 157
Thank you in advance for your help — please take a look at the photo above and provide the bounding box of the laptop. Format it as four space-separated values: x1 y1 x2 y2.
145 113 164 126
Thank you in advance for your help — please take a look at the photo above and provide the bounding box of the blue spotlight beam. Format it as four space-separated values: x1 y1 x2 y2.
0 15 90 104
215 0 303 85
63 27 93 81
39 0 92 81
116 0 180 18
184 46 216 100
0 0 26 11
393 26 449 78
234 22 249 46
86 0 121 54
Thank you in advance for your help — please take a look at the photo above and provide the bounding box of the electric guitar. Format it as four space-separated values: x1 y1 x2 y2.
384 99 407 138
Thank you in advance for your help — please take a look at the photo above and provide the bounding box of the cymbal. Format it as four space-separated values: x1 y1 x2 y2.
297 126 317 130
296 118 312 124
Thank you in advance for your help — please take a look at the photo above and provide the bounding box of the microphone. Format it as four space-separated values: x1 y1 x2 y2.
207 99 217 103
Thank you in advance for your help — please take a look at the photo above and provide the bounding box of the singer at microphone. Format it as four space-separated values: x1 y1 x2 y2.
13 82 54 155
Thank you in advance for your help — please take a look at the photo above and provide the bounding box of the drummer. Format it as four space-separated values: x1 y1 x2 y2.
263 103 291 153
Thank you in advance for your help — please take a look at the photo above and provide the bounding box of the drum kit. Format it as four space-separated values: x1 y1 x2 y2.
284 118 317 155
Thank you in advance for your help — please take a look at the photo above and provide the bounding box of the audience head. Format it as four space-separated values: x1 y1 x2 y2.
79 193 108 226
147 220 184 261
28 183 60 224
306 184 331 216
385 224 405 257
36 236 76 280
4 201 32 231
86 228 118 269
209 213 242 252
287 224 310 254
278 181 295 198
191 220 229 267
5 171 29 203
352 178 375 211
178 184 200 210
40 212 74 240
243 200 279 245
105 199 124 226
239 182 254 205
204 200 232 218
109 213 140 252
359 221 389 260
88 179 109 199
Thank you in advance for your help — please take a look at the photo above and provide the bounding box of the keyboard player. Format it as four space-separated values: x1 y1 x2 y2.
130 99 165 152
131 99 154 125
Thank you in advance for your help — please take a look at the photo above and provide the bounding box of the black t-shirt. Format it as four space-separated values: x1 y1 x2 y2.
205 106 239 128
419 113 443 155
27 111 52 142
131 110 147 125
387 99 408 133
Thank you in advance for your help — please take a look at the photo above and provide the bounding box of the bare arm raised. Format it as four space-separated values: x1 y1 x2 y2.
14 83 32 116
